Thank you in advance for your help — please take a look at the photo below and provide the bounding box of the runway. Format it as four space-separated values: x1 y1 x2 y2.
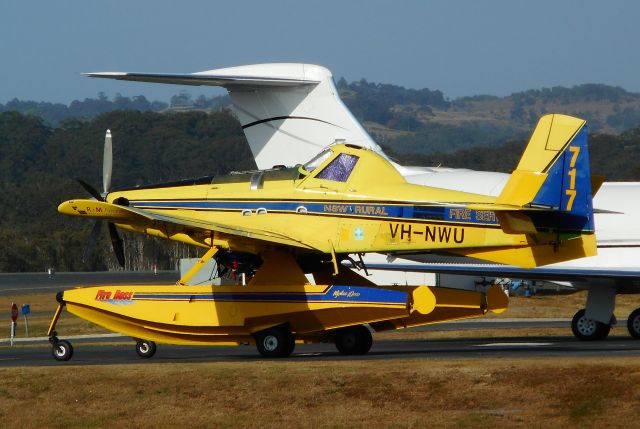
2 334 640 367
0 271 179 295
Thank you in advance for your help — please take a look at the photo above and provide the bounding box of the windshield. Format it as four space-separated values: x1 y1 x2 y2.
316 153 359 182
302 149 333 173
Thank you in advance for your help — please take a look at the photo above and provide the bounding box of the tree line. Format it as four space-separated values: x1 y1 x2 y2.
385 128 640 181
0 110 253 272
1 98 640 272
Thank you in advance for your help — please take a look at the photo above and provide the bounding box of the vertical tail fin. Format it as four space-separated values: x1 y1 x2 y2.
463 113 597 267
496 114 594 234
457 114 597 267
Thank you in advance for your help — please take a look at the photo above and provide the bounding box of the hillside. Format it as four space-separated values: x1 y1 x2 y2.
4 80 640 158
336 80 640 155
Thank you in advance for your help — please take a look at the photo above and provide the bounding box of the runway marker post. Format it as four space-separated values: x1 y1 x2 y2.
10 303 18 346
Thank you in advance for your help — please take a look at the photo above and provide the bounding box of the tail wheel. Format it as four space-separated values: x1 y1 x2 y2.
255 327 295 358
335 325 373 355
571 309 611 341
52 340 73 361
135 340 157 358
627 308 640 339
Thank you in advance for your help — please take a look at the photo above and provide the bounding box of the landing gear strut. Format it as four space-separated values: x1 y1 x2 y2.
48 299 74 361
571 309 611 341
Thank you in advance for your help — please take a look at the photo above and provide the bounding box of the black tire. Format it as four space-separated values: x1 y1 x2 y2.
627 308 640 339
571 309 611 341
284 332 296 356
52 340 73 361
135 340 157 358
335 325 373 355
255 327 294 358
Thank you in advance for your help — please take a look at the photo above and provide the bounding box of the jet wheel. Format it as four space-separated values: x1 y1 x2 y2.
571 309 611 341
335 325 373 355
627 308 640 339
255 327 295 358
135 340 157 358
52 340 73 361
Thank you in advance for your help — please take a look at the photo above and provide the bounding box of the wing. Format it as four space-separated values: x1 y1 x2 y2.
57 199 317 250
355 261 640 282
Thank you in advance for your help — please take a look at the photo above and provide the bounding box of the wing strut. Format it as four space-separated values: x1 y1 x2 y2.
177 246 219 286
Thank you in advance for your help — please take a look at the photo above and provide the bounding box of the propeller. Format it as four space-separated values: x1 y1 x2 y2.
79 129 125 268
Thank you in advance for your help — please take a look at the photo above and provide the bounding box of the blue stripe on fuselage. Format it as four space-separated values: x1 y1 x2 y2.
132 285 408 305
130 200 500 225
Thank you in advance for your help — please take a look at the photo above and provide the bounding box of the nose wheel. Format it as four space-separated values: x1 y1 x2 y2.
50 333 74 361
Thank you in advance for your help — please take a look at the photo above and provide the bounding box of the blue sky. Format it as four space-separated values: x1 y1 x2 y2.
1 1 638 103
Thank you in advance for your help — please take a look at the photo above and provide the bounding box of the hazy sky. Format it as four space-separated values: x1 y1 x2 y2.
1 1 638 103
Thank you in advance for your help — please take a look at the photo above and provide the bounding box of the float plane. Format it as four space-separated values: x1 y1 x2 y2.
82 63 640 343
48 107 596 360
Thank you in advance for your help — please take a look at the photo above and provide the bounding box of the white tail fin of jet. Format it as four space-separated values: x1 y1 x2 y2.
86 63 382 169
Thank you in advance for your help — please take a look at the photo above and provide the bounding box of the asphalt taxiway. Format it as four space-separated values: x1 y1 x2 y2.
2 334 639 367
0 271 180 295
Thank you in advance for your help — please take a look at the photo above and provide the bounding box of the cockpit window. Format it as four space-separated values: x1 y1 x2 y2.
315 153 359 182
302 149 333 173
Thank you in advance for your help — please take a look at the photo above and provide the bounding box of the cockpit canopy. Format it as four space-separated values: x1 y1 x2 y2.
302 147 360 183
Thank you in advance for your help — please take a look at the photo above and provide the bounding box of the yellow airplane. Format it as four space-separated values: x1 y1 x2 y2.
47 113 596 360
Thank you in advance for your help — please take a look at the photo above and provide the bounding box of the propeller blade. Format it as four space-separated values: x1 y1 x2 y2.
108 222 125 268
82 221 103 264
76 178 103 201
103 129 113 194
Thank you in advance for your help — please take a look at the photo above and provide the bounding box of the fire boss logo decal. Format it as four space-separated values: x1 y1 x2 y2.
95 289 134 302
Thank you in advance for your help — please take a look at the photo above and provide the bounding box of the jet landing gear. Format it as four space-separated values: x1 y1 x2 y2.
572 307 640 340
627 308 640 339
571 309 611 341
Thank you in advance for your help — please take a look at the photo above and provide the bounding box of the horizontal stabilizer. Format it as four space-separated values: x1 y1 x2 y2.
84 72 320 88
85 63 381 169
